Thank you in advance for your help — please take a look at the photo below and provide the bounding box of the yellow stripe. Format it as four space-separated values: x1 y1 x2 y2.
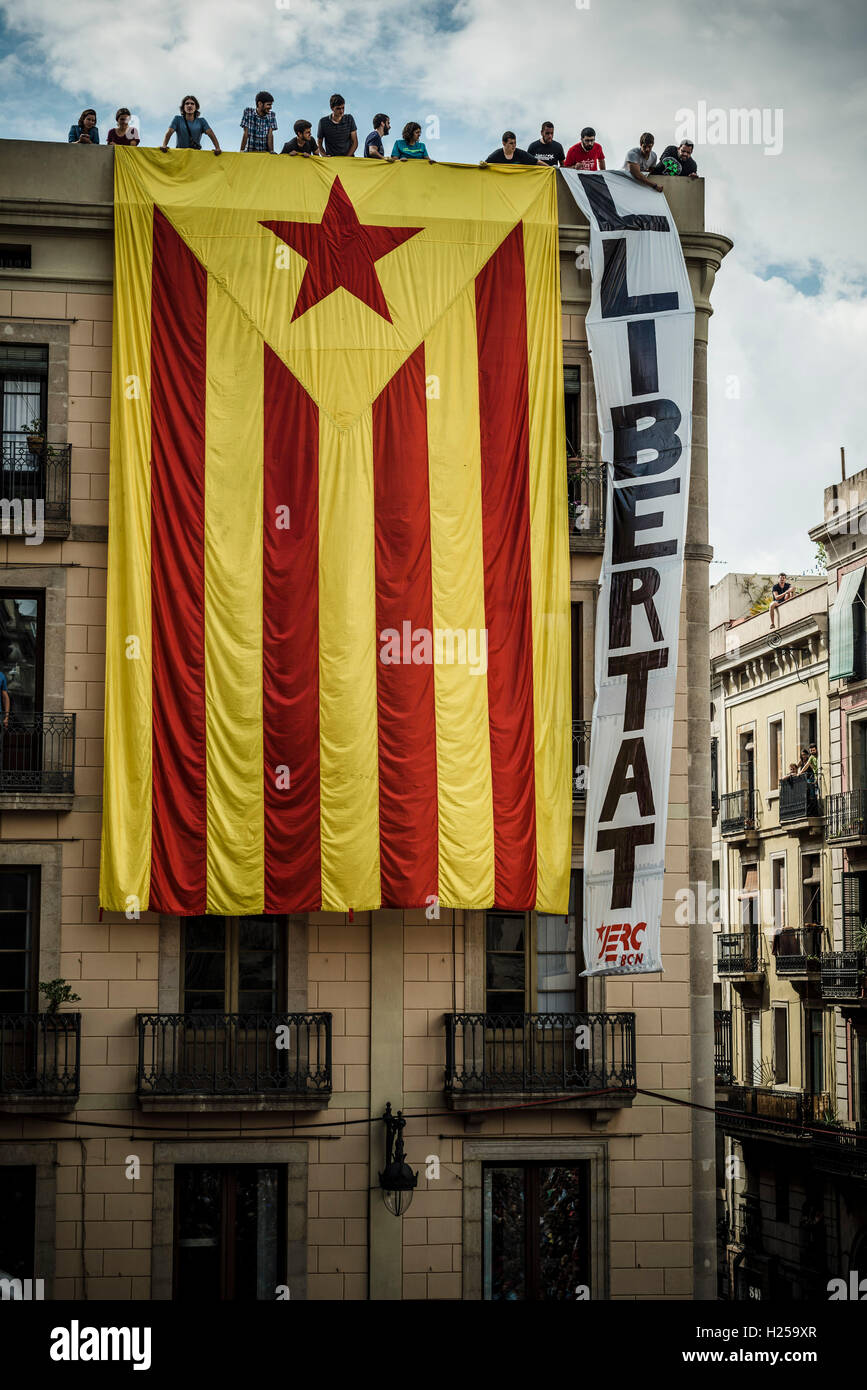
204 280 264 911
318 411 381 909
524 191 571 913
100 171 153 912
426 290 495 907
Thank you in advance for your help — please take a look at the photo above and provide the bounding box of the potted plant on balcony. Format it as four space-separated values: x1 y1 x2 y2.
39 978 81 1013
20 418 46 455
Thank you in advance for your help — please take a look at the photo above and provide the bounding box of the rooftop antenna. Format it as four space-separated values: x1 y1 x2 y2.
841 445 846 482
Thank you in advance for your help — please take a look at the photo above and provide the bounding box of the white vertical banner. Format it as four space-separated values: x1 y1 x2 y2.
559 170 695 975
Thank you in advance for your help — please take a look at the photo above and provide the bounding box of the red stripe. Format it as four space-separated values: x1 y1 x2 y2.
150 207 207 912
476 223 537 908
263 346 321 910
373 345 438 907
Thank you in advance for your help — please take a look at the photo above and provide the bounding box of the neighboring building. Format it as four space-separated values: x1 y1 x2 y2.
713 531 867 1298
0 142 730 1300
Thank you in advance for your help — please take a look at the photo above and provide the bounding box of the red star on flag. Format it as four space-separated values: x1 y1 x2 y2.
261 176 423 324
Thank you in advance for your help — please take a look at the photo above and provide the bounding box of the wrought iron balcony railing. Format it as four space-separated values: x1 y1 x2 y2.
714 1009 732 1084
572 719 590 801
444 1011 636 1096
0 440 71 531
772 926 824 974
738 1193 762 1250
0 713 76 795
0 1013 81 1098
567 462 606 543
824 789 867 841
820 951 866 1002
136 1012 332 1097
779 776 821 823
720 787 756 835
717 932 762 975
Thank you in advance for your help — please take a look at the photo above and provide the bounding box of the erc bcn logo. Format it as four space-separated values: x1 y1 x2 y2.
595 921 646 966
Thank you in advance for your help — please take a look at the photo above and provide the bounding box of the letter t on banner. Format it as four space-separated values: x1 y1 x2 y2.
558 169 695 976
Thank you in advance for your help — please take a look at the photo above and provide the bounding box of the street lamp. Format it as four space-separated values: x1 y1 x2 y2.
378 1102 418 1216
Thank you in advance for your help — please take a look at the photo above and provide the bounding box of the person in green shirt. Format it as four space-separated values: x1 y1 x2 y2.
391 122 432 161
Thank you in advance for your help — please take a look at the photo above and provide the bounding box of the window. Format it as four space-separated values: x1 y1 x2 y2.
0 345 48 452
485 873 584 1015
737 729 755 802
775 1170 789 1224
745 1011 761 1086
181 916 286 1014
0 1166 36 1278
768 717 783 793
852 720 867 792
483 1162 589 1300
564 366 581 457
739 863 759 930
0 246 32 270
801 854 821 936
571 603 585 795
841 871 867 951
173 1165 286 1300
806 1011 824 1096
0 868 39 1012
773 1006 788 1085
852 1025 867 1128
771 857 786 931
798 709 818 755
711 737 719 814
0 591 44 721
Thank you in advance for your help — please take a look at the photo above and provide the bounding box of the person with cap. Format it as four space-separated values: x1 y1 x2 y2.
564 127 605 170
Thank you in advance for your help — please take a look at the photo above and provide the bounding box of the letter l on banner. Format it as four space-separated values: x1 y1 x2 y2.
558 170 695 975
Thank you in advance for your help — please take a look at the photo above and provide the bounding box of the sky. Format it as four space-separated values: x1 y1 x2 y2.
0 0 865 577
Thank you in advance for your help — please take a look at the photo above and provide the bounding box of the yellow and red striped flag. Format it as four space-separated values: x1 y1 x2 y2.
100 148 570 915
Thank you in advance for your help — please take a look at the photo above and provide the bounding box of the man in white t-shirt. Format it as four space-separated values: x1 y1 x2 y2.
622 132 664 192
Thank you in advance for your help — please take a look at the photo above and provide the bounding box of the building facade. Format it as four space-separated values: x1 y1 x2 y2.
713 517 867 1297
0 142 730 1300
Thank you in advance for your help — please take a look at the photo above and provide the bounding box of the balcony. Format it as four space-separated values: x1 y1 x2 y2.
778 776 821 830
720 788 757 839
820 951 866 1003
567 461 606 551
443 1010 636 1115
136 1012 332 1111
721 1085 831 1136
0 713 76 810
717 932 763 984
714 1009 732 1085
0 1013 81 1113
572 719 590 803
824 789 867 843
738 1193 763 1251
772 926 824 980
1 439 72 538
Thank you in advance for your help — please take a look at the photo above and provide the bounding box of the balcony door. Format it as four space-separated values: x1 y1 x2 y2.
173 1165 285 1301
0 591 45 789
483 1162 590 1300
745 1011 761 1086
0 1166 36 1281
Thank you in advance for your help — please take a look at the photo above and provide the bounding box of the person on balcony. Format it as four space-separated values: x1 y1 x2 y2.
161 97 221 154
528 121 566 167
622 133 664 191
768 572 793 628
483 132 537 165
364 114 391 158
781 761 801 790
317 95 358 157
653 139 699 178
281 120 320 156
240 92 277 152
107 109 140 146
68 110 99 144
391 122 432 161
564 127 606 170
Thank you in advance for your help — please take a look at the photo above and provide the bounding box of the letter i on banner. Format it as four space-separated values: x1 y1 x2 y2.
558 169 695 975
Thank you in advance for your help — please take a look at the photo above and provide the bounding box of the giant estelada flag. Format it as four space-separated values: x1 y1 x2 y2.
100 149 571 917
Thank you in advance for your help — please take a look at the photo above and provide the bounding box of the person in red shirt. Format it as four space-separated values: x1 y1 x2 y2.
564 127 606 170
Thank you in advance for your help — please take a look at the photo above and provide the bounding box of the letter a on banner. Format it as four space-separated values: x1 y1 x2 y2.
558 169 695 975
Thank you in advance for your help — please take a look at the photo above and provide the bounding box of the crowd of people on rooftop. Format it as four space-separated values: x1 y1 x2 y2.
65 93 701 181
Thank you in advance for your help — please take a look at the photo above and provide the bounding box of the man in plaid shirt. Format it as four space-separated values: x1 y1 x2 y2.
240 91 277 152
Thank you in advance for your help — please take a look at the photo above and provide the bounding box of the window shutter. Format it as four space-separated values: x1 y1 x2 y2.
842 872 863 950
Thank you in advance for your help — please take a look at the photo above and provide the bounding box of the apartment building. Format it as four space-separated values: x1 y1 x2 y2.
712 525 867 1297
0 141 730 1300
